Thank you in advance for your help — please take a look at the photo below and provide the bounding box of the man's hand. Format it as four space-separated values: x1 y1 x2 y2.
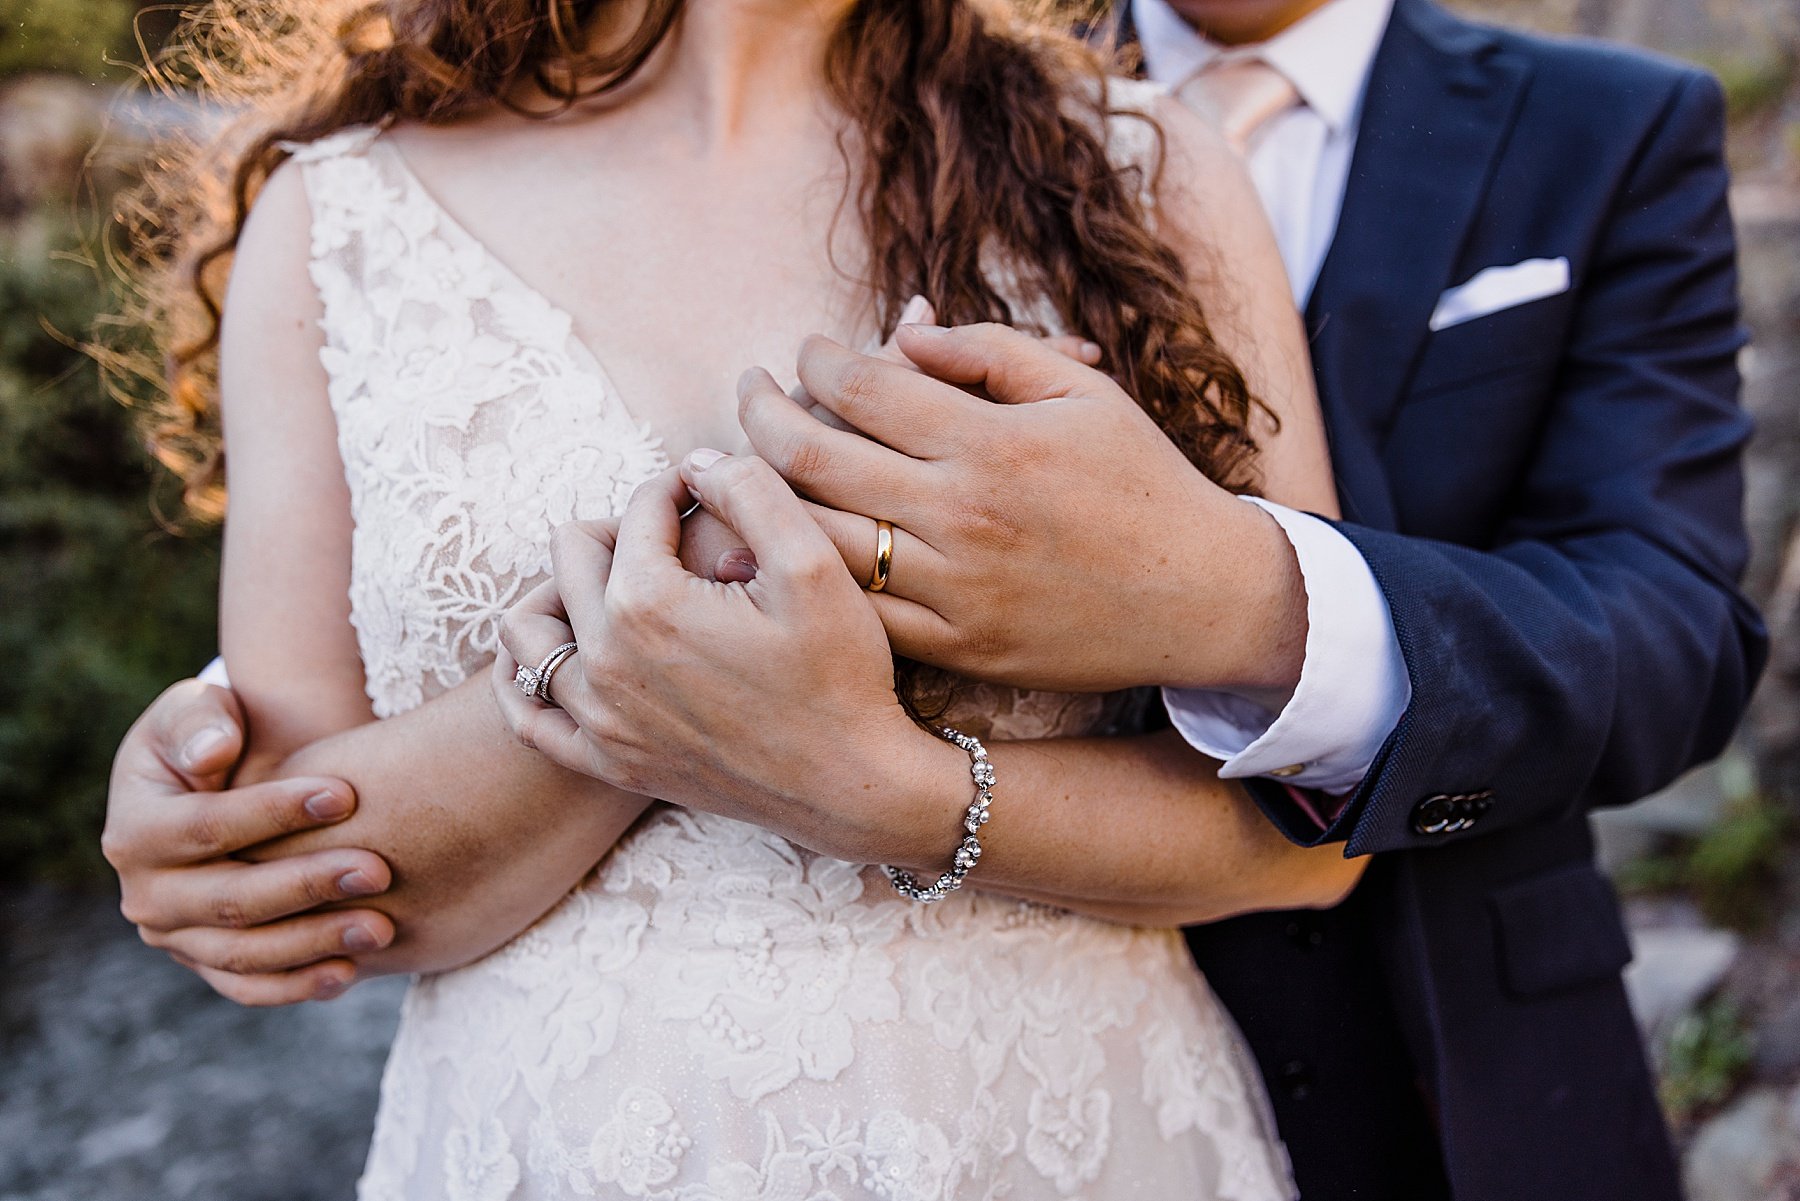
739 322 1308 705
493 452 961 867
675 301 1104 589
103 680 395 1005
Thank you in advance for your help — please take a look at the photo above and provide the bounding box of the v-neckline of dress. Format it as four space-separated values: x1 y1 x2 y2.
375 137 671 468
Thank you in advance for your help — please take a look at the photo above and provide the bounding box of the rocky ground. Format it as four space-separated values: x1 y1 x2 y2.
1598 761 1800 1201
0 886 404 1201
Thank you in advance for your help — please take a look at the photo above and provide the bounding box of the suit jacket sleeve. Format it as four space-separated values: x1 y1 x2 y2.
1257 69 1769 857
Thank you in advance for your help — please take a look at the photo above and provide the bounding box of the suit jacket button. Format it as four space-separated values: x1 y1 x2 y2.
1412 794 1458 835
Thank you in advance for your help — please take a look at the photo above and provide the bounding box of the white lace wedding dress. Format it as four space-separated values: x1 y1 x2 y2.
285 83 1295 1201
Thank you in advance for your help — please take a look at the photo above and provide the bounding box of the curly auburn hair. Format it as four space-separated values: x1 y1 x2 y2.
111 0 1262 524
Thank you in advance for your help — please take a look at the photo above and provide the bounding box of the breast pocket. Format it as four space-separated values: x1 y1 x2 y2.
1404 290 1574 402
1381 294 1573 542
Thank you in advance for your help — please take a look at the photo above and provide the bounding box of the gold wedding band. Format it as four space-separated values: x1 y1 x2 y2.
868 520 894 592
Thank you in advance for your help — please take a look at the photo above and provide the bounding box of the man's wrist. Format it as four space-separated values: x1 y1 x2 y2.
1162 498 1307 706
1161 502 1411 792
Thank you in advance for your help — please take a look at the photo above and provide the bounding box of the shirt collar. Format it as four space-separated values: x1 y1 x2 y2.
1131 0 1396 135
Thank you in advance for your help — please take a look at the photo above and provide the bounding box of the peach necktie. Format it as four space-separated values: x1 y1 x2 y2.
1182 59 1301 155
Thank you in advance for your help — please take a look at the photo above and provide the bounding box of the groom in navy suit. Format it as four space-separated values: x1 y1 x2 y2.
1100 0 1765 1196
104 0 1761 1196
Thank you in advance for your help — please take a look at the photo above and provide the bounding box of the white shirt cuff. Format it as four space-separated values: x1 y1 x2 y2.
1161 498 1411 795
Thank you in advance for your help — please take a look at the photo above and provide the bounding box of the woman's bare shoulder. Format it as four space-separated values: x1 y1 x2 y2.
230 156 317 330
1140 92 1254 221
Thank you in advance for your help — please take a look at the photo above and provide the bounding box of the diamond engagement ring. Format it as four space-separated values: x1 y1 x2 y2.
514 641 579 706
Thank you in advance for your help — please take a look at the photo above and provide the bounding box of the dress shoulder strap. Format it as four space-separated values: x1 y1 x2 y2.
276 122 384 164
271 122 419 441
276 123 392 278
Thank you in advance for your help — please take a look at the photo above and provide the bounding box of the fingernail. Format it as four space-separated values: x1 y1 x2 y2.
715 548 759 584
686 448 725 472
314 977 349 1001
342 926 381 952
336 870 380 897
304 789 352 822
1080 341 1103 363
179 727 233 771
901 322 946 337
898 295 930 325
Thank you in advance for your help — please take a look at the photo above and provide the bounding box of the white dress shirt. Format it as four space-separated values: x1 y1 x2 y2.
1139 0 1413 797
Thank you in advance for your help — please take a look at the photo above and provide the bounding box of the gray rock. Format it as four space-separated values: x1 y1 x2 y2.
1602 761 1731 838
1591 811 1661 876
0 885 403 1201
1684 1087 1800 1201
1754 990 1800 1078
1623 924 1742 1039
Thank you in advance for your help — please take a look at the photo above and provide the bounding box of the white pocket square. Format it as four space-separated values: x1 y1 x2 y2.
1429 256 1570 332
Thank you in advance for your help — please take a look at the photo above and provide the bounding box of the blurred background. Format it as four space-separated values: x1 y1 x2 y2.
0 0 1796 1197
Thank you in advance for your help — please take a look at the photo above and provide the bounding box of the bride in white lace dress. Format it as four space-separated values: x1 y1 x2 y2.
190 0 1351 1198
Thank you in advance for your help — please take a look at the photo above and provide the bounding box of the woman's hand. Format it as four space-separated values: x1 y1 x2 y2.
494 453 961 866
490 451 1364 923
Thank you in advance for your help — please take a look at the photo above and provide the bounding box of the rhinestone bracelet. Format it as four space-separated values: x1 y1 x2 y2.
884 726 995 903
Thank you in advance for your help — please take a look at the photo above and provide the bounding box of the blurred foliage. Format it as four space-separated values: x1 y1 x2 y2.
1615 794 1790 931
0 0 139 80
0 209 221 883
1660 997 1757 1125
1704 50 1795 121
0 2 219 885
1687 797 1788 926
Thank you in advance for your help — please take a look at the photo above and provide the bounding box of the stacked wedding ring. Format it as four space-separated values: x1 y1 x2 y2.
513 640 579 707
867 520 894 593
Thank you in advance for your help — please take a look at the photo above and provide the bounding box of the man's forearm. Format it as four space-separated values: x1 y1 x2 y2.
241 673 651 975
1314 523 1764 857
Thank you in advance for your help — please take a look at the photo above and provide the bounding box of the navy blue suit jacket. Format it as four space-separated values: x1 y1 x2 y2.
1108 2 1768 1198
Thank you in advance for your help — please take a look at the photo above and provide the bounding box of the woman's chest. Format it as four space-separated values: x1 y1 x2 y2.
409 143 878 457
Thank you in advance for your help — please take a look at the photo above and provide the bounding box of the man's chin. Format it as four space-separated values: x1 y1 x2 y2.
1160 0 1335 47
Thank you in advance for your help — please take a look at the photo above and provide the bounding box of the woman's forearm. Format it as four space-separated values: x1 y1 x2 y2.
886 729 1364 926
238 666 1354 970
240 671 651 975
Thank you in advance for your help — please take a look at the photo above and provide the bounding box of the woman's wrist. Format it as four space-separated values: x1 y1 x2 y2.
857 723 979 873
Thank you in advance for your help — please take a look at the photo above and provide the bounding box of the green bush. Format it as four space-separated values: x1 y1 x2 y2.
0 210 220 884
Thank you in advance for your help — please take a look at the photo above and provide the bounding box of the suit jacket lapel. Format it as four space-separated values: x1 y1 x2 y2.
1305 0 1533 527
